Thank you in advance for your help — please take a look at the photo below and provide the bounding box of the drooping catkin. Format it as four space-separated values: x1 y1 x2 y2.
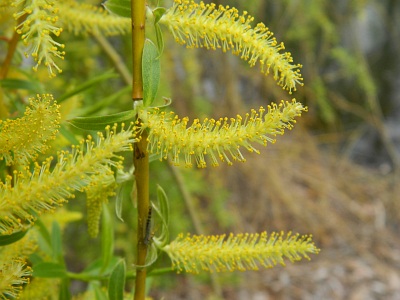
163 232 319 273
0 94 60 165
160 0 303 93
139 99 306 168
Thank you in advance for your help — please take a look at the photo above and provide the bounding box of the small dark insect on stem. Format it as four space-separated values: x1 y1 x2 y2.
143 205 152 245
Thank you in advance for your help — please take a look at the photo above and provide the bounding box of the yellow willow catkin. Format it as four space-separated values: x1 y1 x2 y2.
0 237 36 299
139 99 306 168
0 123 135 235
0 259 32 299
160 0 303 93
163 231 320 274
58 0 130 36
9 0 129 76
19 278 60 300
12 0 65 77
85 169 117 238
0 94 60 165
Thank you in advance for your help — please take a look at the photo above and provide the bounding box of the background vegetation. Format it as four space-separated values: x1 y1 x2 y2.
1 0 400 299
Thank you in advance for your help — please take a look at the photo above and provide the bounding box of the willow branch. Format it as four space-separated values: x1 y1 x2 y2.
0 14 27 80
131 0 145 101
131 1 148 300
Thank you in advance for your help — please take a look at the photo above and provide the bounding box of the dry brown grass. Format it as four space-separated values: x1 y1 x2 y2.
156 125 400 299
213 127 400 299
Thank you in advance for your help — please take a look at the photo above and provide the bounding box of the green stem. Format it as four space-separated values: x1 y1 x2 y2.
133 130 150 300
131 1 147 299
131 0 146 101
67 272 108 281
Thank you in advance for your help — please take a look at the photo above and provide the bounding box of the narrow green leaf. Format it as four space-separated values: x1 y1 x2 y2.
103 0 131 18
157 184 169 226
33 262 67 278
101 203 114 273
142 39 161 107
28 253 43 265
154 97 172 110
59 278 71 300
35 220 52 255
79 86 131 117
81 256 120 277
51 222 63 263
115 188 124 221
152 185 170 247
59 124 79 145
68 109 136 131
115 181 132 222
155 23 164 56
153 7 166 55
108 259 126 300
0 230 28 246
153 7 166 24
0 78 42 92
92 282 109 300
144 243 159 267
57 70 118 103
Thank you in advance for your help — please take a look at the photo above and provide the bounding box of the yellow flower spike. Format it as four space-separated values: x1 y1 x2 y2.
18 278 60 300
10 0 130 76
0 123 136 235
163 232 319 274
160 0 303 93
0 235 36 299
12 0 65 77
85 167 117 238
57 1 130 36
139 99 305 168
0 94 60 166
0 259 32 298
